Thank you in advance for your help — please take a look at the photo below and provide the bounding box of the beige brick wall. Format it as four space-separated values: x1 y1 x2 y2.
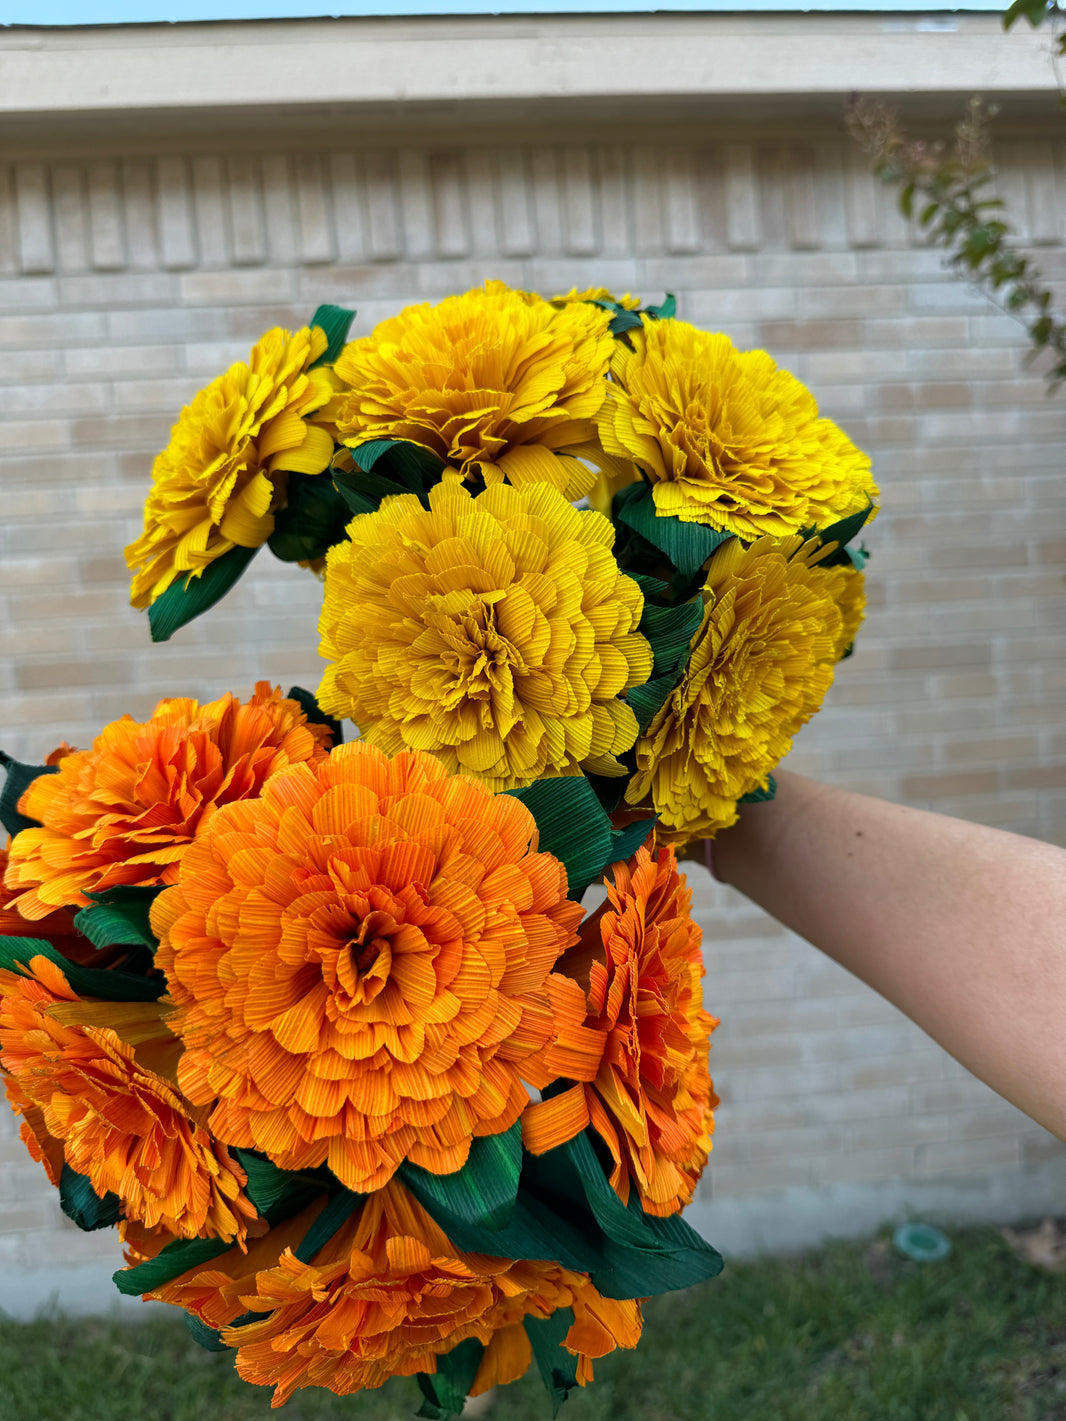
1 124 1064 1288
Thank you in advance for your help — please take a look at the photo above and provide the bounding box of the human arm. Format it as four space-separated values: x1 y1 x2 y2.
710 770 1066 1140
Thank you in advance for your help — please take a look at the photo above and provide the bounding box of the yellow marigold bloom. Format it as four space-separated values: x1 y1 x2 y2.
332 282 614 499
142 1180 641 1407
834 564 867 658
0 955 256 1241
152 741 591 1194
4 684 332 920
126 325 342 609
596 317 877 540
549 287 643 310
317 481 652 791
524 843 717 1217
626 535 848 842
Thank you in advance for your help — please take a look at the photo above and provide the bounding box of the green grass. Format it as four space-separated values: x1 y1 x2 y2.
3 1227 1066 1421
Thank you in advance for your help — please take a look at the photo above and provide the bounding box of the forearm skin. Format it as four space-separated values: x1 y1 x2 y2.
712 770 1066 1140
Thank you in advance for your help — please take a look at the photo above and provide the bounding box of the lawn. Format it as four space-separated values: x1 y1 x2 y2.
3 1226 1066 1421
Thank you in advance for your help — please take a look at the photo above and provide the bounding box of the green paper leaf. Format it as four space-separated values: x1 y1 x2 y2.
415 1338 484 1418
0 936 165 1002
75 885 161 951
308 304 355 367
267 472 352 563
640 599 703 677
113 1235 231 1296
610 816 657 864
0 753 57 837
59 1164 122 1232
615 482 733 578
416 1395 452 1420
526 1309 579 1418
644 294 677 320
524 1132 725 1300
504 778 615 898
608 311 643 335
399 1121 522 1232
293 1189 363 1264
184 1311 232 1353
410 1182 599 1273
233 1150 335 1223
738 775 777 805
287 685 344 748
805 499 875 568
626 675 677 734
332 464 417 516
148 544 258 644
350 437 445 493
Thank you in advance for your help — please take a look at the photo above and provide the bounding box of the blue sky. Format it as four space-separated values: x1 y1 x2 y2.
1 0 1010 23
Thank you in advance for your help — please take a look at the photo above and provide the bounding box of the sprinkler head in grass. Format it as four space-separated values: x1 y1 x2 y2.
893 1223 952 1262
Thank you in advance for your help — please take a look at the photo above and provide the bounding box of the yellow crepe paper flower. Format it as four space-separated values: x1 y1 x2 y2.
549 287 643 310
126 325 342 609
317 481 653 792
626 535 860 842
332 282 614 500
596 317 877 540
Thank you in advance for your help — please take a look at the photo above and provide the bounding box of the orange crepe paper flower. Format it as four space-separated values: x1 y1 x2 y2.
147 1180 640 1407
523 843 718 1217
4 683 332 920
0 954 257 1242
152 740 597 1194
0 844 85 958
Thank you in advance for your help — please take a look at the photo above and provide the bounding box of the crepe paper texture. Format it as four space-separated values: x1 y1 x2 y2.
0 281 875 1416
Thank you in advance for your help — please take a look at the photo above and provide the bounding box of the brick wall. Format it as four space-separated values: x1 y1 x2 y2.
1 128 1064 1295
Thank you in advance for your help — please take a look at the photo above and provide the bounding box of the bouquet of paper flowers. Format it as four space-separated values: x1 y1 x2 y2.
0 282 875 1413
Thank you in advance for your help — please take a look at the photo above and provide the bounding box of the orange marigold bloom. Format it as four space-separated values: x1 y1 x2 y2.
148 1180 641 1407
4 683 332 920
523 844 718 1217
0 954 257 1241
152 741 591 1194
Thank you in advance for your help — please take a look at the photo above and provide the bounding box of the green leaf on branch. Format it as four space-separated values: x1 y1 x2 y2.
0 936 165 1002
400 1122 523 1232
75 885 162 952
267 472 352 564
308 304 355 367
148 544 258 643
615 482 733 578
0 753 57 836
60 1164 122 1232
